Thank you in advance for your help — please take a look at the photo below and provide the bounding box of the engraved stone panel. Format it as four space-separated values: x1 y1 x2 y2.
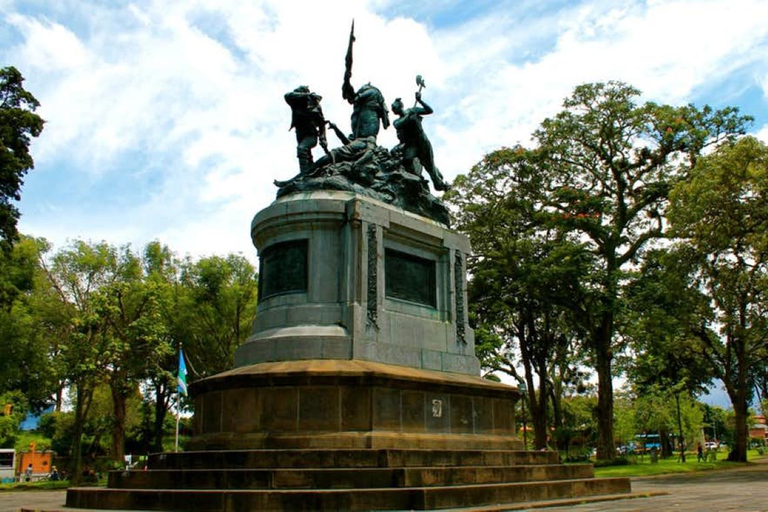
385 248 436 307
259 239 308 299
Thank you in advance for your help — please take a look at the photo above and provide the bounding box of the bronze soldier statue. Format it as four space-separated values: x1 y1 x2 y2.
341 22 389 140
391 92 449 192
284 85 328 174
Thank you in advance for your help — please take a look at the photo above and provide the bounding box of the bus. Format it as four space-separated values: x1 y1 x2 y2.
0 449 15 482
635 433 662 453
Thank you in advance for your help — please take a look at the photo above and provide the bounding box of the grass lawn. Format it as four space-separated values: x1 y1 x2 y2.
0 480 70 491
593 449 766 478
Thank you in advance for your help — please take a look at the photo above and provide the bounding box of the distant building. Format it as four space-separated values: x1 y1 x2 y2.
749 414 767 442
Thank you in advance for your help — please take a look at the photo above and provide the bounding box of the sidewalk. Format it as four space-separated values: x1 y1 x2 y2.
521 457 768 511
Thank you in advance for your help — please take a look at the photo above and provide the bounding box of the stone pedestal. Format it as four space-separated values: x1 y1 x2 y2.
235 191 479 376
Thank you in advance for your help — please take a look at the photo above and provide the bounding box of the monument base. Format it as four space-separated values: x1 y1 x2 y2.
187 359 522 451
65 360 633 511
63 193 634 510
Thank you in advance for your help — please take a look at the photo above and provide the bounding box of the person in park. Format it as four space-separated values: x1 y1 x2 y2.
284 85 328 175
391 92 450 192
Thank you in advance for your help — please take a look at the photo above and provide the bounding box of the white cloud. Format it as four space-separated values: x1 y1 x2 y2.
5 0 768 261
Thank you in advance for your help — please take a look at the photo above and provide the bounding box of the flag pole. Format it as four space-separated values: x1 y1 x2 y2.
175 348 188 453
175 391 181 452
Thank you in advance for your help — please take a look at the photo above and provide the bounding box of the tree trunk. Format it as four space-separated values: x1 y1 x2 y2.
111 386 127 464
70 383 93 486
153 381 169 453
726 331 749 462
675 392 686 462
660 429 673 458
530 385 548 450
594 313 615 460
729 396 749 462
549 379 565 451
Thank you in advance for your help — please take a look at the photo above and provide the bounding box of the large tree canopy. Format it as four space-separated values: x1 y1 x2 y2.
450 81 752 460
448 145 594 450
0 67 44 246
667 136 768 461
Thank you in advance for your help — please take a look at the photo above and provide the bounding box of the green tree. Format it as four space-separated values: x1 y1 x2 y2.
180 254 258 376
0 67 44 247
0 236 59 407
41 241 129 482
558 394 598 458
668 136 768 461
450 82 749 459
623 249 715 461
529 81 749 459
98 261 173 463
0 390 28 447
448 145 593 450
140 241 183 453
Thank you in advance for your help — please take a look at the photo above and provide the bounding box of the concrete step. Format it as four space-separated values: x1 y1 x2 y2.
148 448 560 470
109 463 594 490
67 478 632 511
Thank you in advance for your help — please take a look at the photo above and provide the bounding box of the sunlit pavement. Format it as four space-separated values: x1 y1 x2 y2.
527 457 768 512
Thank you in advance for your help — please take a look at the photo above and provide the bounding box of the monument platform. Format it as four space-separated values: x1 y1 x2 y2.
65 193 631 510
67 444 631 511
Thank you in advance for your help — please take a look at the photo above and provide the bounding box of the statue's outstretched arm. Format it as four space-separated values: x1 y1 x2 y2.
415 92 433 115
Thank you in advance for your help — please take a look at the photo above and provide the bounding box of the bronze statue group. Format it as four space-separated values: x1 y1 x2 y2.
275 22 450 210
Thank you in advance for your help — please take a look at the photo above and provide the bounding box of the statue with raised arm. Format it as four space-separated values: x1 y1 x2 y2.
342 21 389 140
274 25 451 225
391 91 450 192
284 85 328 175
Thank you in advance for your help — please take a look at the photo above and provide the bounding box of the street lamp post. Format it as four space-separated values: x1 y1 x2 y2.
519 381 527 449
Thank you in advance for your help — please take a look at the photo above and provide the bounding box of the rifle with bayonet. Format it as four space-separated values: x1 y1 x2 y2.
342 20 356 104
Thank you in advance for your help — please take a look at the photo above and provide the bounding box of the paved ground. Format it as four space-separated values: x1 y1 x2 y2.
0 490 65 512
525 461 768 512
3 460 768 512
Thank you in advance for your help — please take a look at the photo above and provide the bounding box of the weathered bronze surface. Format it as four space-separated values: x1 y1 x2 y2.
385 248 437 307
275 23 451 226
258 238 308 299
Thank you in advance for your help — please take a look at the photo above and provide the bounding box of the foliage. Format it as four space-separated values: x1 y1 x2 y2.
14 430 52 453
179 254 258 376
447 144 593 450
0 237 59 408
554 394 598 457
0 390 28 447
0 67 44 247
38 411 75 456
667 136 768 461
534 82 750 459
450 80 751 460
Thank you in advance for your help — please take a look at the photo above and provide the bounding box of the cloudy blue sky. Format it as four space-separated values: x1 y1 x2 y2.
3 0 768 263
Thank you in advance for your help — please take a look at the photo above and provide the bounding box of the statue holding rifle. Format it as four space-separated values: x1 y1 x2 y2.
342 21 389 140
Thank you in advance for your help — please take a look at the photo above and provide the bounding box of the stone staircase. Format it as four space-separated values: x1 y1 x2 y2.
66 448 631 511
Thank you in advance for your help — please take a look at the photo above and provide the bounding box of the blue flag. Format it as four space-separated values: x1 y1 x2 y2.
177 350 188 396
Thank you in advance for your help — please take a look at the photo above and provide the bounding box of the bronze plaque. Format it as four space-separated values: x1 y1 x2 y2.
259 239 308 299
385 248 436 307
